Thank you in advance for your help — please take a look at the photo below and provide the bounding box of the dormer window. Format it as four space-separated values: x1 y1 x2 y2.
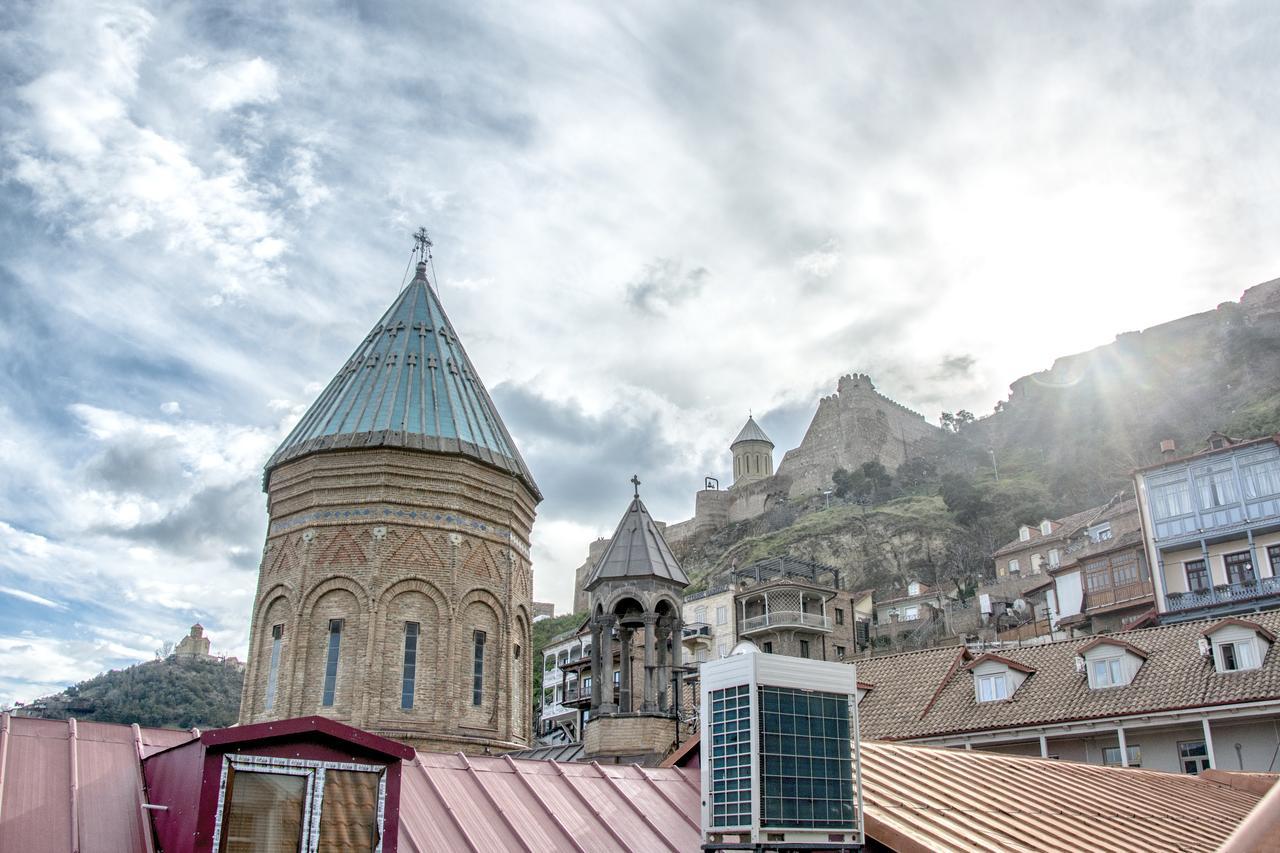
964 653 1033 704
1077 637 1147 689
1019 526 1031 542
1008 559 1021 575
1091 657 1124 687
1039 520 1052 535
1088 522 1112 543
907 581 921 596
977 673 1008 702
1203 618 1274 674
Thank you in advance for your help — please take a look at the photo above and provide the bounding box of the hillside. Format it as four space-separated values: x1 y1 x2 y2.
12 655 244 730
673 278 1280 602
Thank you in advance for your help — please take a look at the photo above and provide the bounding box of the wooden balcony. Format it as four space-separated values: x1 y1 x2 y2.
1083 580 1154 613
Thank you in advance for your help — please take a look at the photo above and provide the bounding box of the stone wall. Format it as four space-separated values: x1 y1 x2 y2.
584 714 676 764
778 374 940 499
572 537 612 614
239 448 537 755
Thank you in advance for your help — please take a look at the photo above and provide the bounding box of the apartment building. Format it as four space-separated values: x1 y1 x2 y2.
1133 433 1280 623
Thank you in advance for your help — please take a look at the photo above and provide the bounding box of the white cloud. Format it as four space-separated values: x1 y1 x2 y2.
0 586 65 610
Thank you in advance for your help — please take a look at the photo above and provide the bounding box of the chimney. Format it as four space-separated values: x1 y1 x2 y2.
1159 439 1177 460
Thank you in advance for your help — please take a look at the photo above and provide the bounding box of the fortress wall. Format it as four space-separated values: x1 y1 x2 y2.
778 374 941 499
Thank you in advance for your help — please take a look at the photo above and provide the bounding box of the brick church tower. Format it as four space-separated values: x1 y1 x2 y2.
239 232 540 753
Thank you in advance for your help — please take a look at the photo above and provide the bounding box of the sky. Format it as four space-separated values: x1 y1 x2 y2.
2 1 1280 706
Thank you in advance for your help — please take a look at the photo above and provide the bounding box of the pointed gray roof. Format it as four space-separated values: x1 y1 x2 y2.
731 415 773 447
586 494 688 589
264 262 540 499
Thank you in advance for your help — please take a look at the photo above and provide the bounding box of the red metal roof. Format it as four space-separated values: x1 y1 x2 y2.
3 713 1272 853
0 714 196 853
399 751 701 852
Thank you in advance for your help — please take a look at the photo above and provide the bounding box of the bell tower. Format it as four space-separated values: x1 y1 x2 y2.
731 414 774 486
584 476 689 764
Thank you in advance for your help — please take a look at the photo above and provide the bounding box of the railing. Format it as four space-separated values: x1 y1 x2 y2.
682 622 712 640
739 610 832 633
1084 580 1154 611
1166 576 1280 612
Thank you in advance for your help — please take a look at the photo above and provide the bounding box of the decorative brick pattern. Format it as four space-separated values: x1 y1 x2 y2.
239 448 537 754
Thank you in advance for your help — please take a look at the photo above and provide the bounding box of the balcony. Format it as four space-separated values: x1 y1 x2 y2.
682 622 712 641
1165 576 1280 618
739 610 832 635
1083 580 1155 613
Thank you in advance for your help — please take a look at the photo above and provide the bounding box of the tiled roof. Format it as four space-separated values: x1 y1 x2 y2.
265 261 539 498
854 609 1280 740
586 495 689 588
730 415 773 447
992 499 1126 558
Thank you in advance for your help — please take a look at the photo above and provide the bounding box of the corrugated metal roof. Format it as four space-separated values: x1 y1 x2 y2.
859 740 1263 853
504 742 587 762
399 752 701 852
0 715 196 853
1 714 1271 852
586 496 689 588
265 262 540 498
730 415 772 447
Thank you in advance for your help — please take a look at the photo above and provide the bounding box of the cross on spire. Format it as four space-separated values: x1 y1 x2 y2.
413 227 433 262
631 473 641 497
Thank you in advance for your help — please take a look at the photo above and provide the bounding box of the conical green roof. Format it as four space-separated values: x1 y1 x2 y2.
265 262 539 499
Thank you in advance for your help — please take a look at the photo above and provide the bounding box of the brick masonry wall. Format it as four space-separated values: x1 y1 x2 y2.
239 448 537 754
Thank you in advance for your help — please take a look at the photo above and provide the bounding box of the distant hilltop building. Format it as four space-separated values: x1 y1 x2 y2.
660 374 939 549
238 231 540 753
173 624 211 659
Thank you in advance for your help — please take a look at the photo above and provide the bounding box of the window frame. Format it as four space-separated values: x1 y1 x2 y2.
1088 522 1113 544
322 619 343 707
1224 551 1256 586
472 630 487 706
400 621 419 710
1184 559 1209 594
265 624 284 712
1008 558 1020 574
976 672 1008 703
210 753 387 853
1089 655 1126 689
1178 739 1211 774
1216 638 1260 672
1102 744 1142 767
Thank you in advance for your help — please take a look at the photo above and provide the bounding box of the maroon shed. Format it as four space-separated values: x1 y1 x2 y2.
142 715 414 853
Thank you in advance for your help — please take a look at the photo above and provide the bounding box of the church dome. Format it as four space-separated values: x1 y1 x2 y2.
265 261 539 499
731 415 773 448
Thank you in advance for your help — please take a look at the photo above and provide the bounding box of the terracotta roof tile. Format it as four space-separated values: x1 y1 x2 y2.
854 609 1280 740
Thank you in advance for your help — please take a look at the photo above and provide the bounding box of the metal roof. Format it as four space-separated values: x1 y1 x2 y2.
858 740 1263 853
0 715 196 853
730 414 772 447
585 495 689 589
265 262 540 499
1 714 1272 853
400 752 701 852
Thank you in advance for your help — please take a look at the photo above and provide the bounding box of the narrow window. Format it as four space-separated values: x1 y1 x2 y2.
1185 559 1209 593
834 645 846 658
401 622 419 710
472 630 486 706
265 624 284 711
762 641 773 654
835 607 846 625
322 619 342 706
716 605 727 625
799 639 810 658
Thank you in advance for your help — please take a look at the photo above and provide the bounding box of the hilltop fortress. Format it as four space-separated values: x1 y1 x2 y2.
572 373 939 611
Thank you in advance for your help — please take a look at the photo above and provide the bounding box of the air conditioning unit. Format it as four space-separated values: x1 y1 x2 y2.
700 642 864 850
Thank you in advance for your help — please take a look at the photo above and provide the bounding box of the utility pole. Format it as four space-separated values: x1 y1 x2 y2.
989 448 1000 481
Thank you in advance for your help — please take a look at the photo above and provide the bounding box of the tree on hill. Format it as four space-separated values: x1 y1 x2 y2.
12 655 243 730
